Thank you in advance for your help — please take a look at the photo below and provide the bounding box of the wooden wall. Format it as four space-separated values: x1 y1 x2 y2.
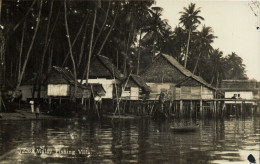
20 85 47 101
81 79 118 99
147 83 214 100
176 86 214 100
47 84 69 96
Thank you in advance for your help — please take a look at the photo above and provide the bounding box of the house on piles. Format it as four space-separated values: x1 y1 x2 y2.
46 66 91 104
20 75 47 102
121 74 151 100
220 79 260 105
81 55 124 100
140 54 216 110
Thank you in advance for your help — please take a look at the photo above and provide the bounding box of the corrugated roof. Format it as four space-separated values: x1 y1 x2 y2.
161 54 215 90
130 74 151 92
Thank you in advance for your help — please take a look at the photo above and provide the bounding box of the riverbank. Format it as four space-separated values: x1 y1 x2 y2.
0 108 63 121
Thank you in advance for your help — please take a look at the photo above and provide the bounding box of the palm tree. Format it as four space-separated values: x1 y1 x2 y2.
141 7 171 61
179 3 204 68
224 52 247 80
209 49 224 87
193 25 216 74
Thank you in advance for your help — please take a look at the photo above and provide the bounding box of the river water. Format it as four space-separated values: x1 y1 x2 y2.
0 114 259 164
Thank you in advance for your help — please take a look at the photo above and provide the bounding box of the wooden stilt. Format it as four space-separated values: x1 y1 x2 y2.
190 100 193 118
200 100 202 114
180 100 183 116
214 101 216 116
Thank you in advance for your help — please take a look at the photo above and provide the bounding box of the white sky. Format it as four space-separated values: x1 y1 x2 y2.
155 0 260 80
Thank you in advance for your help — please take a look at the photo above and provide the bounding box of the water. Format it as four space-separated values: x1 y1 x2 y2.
0 115 259 164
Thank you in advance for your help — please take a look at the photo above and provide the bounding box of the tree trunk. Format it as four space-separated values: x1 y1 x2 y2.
47 42 53 73
85 6 97 85
184 28 191 68
137 30 142 75
64 0 77 100
193 52 201 74
0 0 2 21
18 22 26 81
12 0 37 32
11 0 42 102
77 21 88 69
96 9 118 56
92 1 110 51
62 16 88 67
36 0 55 101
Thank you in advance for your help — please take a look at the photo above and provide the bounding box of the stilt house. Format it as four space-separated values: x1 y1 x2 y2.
121 74 151 100
47 66 90 101
20 75 47 102
221 79 260 104
140 54 216 101
82 55 124 99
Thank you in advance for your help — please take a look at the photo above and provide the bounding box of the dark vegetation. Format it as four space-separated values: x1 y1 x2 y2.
0 0 248 103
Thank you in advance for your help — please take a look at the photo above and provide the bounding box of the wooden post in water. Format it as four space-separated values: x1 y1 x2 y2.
200 100 202 115
240 101 243 117
214 100 216 117
190 100 193 118
180 100 183 116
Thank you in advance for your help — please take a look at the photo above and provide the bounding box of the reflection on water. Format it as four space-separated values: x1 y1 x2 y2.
0 115 259 164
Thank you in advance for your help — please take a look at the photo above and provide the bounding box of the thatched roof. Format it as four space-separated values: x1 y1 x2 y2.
47 66 75 84
22 74 47 85
161 54 214 90
141 54 215 90
221 79 259 91
47 66 87 90
89 55 124 80
129 74 151 92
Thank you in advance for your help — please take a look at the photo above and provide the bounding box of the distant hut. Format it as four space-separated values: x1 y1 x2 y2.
47 66 90 104
221 79 259 105
140 54 216 112
121 74 151 100
81 55 124 99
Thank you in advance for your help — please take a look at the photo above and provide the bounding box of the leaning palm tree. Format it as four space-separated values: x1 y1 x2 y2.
179 3 204 68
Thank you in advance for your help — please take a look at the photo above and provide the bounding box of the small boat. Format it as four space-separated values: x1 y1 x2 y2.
170 125 199 132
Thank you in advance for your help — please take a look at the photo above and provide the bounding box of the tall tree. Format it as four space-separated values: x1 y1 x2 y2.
224 52 247 80
11 0 43 101
179 3 204 68
64 0 77 100
192 25 216 74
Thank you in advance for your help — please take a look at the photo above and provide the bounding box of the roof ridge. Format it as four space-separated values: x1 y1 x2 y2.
161 53 215 90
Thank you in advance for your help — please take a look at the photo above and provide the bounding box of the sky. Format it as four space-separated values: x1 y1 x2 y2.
155 0 260 80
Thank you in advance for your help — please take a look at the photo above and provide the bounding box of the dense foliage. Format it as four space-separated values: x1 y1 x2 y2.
0 0 247 93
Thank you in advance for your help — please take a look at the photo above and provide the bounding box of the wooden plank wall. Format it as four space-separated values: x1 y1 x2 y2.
176 86 214 100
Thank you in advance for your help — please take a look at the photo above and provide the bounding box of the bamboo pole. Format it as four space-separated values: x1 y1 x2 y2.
64 0 77 100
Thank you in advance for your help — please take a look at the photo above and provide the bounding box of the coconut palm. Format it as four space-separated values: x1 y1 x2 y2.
209 49 225 87
179 3 204 68
192 25 216 74
224 52 247 80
